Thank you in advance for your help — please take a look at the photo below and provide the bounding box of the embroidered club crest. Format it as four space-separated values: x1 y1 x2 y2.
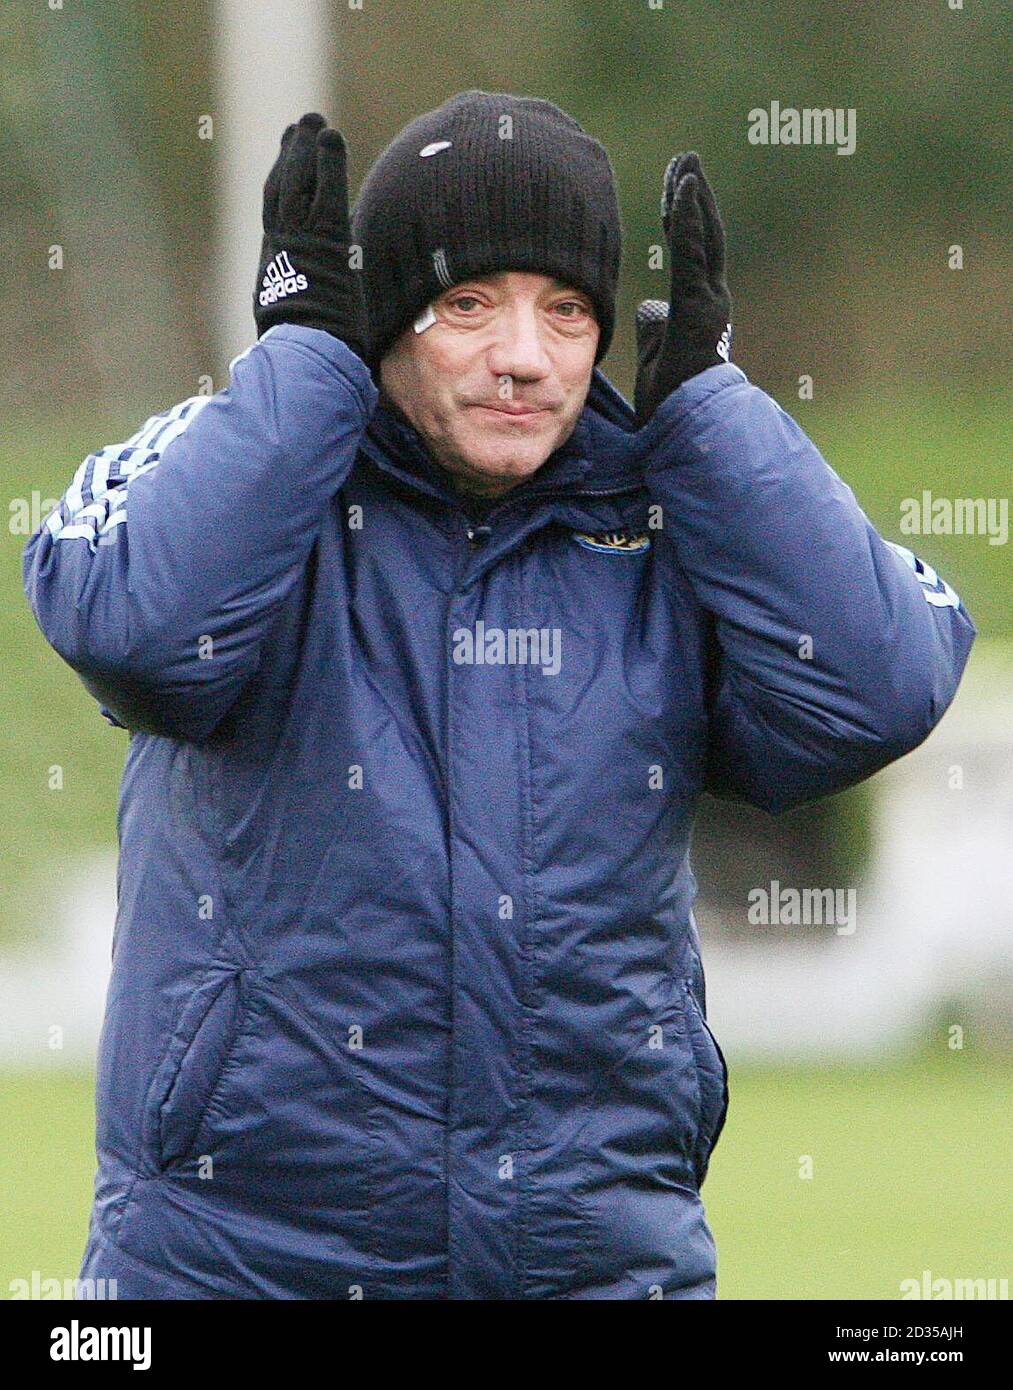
571 530 651 555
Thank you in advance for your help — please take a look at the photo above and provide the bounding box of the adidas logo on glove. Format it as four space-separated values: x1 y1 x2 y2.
259 251 308 306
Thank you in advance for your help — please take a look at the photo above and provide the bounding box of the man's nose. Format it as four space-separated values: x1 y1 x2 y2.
485 306 553 381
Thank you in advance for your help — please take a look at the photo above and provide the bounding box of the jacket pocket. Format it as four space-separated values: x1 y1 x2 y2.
141 966 248 1173
679 979 730 1188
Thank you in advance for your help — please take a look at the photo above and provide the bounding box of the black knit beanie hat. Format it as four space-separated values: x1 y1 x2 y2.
350 90 622 370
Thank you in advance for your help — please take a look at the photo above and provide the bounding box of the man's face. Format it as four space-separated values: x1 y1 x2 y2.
378 271 600 499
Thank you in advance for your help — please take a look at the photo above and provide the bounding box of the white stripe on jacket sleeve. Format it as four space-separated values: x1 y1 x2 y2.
46 396 213 551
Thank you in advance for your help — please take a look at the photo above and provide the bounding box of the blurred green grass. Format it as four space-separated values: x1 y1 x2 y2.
2 1051 1009 1298
707 1050 1013 1299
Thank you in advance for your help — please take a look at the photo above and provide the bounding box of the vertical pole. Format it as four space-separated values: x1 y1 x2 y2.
211 0 334 373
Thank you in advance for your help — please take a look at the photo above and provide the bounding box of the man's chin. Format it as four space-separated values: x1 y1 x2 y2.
457 446 550 492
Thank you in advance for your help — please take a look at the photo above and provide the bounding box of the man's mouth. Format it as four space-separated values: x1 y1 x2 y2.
472 404 548 420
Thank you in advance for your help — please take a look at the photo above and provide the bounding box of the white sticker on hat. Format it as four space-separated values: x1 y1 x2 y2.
419 140 453 158
413 305 437 333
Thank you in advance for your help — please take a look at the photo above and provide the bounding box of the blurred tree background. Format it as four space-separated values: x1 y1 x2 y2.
3 1 1008 408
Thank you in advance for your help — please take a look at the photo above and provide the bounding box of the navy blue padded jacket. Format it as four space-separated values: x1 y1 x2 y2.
23 325 975 1298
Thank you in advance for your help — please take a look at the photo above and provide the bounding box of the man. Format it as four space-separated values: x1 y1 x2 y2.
24 92 974 1299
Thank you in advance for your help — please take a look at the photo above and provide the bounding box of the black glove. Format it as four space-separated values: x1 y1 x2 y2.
254 112 368 358
634 152 733 427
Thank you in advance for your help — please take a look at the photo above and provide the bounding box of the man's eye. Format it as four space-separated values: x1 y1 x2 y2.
446 295 589 317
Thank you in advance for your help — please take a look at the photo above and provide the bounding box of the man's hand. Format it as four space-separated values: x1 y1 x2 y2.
254 112 368 358
633 153 733 427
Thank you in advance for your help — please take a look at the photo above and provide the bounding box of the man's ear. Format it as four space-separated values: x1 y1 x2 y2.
376 349 402 403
